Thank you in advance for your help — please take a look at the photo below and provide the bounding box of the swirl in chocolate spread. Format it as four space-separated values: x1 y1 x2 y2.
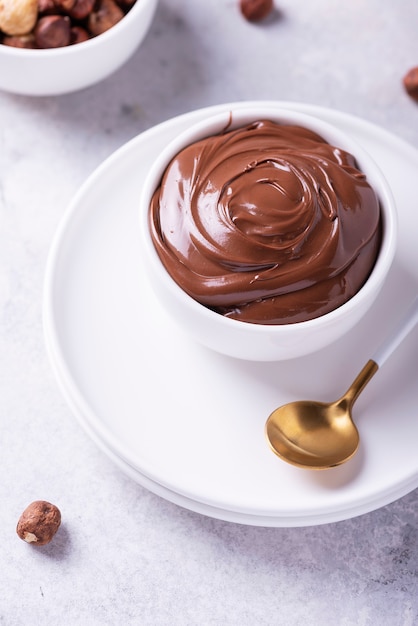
149 120 381 324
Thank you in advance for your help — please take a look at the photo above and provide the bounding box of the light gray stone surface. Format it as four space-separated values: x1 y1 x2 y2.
1 1 418 624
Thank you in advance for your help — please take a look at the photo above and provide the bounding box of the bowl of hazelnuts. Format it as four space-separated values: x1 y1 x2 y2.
0 0 158 95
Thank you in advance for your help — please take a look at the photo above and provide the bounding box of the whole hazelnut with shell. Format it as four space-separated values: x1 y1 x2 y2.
35 15 71 48
16 500 61 546
239 0 273 22
403 66 418 102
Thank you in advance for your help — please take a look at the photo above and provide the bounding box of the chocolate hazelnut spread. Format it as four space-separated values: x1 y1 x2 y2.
149 120 381 324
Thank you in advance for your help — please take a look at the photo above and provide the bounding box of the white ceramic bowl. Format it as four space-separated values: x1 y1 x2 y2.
139 105 397 361
0 0 158 96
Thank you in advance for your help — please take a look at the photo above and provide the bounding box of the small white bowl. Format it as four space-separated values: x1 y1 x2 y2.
139 105 397 361
0 0 158 96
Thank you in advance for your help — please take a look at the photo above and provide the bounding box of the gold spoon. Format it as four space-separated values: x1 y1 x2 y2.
265 296 418 470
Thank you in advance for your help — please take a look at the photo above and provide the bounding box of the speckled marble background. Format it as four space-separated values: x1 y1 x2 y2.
1 1 418 624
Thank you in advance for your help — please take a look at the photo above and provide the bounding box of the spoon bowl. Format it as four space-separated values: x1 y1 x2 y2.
266 362 376 469
265 297 418 469
266 405 359 469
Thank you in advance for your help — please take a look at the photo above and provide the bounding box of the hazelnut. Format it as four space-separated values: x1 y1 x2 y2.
53 0 75 11
2 32 36 46
87 0 123 36
34 14 70 47
67 0 94 20
37 0 55 14
403 66 418 102
239 0 273 22
114 0 134 9
69 24 88 44
0 0 38 36
16 501 61 546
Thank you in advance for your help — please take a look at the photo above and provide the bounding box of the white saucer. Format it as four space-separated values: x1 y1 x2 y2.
44 101 418 527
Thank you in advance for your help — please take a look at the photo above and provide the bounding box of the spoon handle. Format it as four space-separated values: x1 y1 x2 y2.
372 295 418 367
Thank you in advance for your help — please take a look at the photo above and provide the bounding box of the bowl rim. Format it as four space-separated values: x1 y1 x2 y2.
0 0 158 57
140 104 398 334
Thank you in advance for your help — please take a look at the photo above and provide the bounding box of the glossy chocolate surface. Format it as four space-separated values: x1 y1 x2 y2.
149 120 381 324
